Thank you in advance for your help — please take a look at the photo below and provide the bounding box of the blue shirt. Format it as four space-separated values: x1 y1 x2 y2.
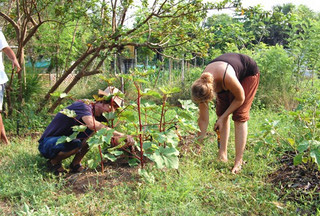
39 101 93 142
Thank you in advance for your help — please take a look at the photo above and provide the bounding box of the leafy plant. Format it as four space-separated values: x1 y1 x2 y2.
254 87 320 171
288 91 320 170
57 71 198 171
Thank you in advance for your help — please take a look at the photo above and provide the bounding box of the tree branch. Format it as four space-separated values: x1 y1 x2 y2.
0 12 20 31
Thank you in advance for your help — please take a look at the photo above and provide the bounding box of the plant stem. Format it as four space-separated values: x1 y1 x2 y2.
91 102 104 172
159 94 167 133
98 145 104 173
134 82 144 168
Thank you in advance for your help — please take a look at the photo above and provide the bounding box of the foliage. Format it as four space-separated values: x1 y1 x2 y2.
289 89 320 170
205 14 255 54
287 8 320 85
4 102 52 136
253 44 296 109
253 80 320 171
57 71 199 171
1 107 319 215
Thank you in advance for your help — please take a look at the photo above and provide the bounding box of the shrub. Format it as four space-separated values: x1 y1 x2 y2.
253 45 297 110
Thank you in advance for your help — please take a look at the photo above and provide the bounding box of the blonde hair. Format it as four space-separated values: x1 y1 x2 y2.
191 72 215 103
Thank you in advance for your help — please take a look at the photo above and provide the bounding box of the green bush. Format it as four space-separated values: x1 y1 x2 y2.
254 45 297 110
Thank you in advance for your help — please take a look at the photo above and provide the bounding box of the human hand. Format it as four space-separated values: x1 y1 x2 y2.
196 131 205 143
214 116 227 131
112 135 135 148
12 59 21 73
125 135 135 146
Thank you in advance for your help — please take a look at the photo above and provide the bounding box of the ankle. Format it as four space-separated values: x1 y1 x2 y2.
218 151 228 162
234 158 243 166
49 159 61 166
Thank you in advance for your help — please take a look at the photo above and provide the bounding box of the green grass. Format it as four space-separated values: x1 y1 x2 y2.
0 108 318 215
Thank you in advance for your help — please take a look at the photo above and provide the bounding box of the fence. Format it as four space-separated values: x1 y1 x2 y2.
38 73 76 87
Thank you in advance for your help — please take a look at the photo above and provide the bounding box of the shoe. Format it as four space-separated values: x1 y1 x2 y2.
47 160 67 176
69 163 87 173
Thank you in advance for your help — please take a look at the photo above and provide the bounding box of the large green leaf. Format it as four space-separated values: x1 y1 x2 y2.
143 141 158 154
152 132 166 144
293 153 303 166
164 130 180 148
87 128 114 148
72 125 87 132
178 99 198 112
128 158 140 167
103 112 117 120
141 89 162 98
56 132 79 145
120 110 136 122
310 148 320 169
149 146 179 169
297 140 310 152
103 153 117 162
159 86 180 95
60 109 77 118
108 150 124 156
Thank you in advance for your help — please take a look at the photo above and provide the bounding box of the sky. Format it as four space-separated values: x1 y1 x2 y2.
212 0 320 14
241 0 320 12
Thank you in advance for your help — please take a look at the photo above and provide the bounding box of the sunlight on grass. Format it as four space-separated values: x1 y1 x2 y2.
0 109 315 215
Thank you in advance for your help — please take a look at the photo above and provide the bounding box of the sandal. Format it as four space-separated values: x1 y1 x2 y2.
47 160 67 176
69 163 87 173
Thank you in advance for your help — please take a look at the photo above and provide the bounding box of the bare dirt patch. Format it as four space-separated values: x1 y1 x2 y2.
179 133 216 155
0 200 12 215
64 134 199 195
65 159 139 194
268 151 320 214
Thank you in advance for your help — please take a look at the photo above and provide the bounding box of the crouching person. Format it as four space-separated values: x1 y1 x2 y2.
38 87 134 175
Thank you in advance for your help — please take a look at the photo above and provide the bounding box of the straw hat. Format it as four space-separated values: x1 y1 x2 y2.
98 86 124 107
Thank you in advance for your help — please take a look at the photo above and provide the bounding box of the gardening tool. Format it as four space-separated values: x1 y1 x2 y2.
215 129 221 149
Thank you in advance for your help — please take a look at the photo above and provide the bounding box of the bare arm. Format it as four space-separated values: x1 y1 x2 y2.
82 115 123 136
82 115 134 145
198 102 209 141
2 47 21 72
214 72 245 130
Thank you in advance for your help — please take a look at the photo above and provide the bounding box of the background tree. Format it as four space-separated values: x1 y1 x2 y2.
0 0 70 114
36 0 241 112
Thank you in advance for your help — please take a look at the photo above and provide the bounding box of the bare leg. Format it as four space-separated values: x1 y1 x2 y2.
70 142 89 168
218 116 230 162
0 113 9 145
232 121 248 174
50 148 80 172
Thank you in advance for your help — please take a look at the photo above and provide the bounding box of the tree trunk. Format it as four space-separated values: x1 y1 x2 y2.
114 54 117 74
169 58 172 83
146 56 148 69
134 48 137 68
48 54 107 113
181 58 185 85
48 74 82 113
37 47 97 112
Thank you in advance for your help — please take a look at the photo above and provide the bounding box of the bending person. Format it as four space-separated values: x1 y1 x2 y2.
191 53 260 174
38 87 134 175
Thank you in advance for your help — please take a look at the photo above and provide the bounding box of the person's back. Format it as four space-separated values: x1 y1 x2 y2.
38 88 135 175
39 101 93 142
209 53 259 81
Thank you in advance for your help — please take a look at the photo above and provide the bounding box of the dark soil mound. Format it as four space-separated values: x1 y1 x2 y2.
268 151 320 214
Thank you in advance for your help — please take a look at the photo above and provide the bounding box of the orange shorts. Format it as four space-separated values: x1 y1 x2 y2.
216 73 260 122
